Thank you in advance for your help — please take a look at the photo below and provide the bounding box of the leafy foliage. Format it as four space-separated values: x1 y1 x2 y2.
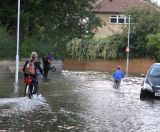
67 38 118 60
21 37 37 57
1 1 160 60
109 6 160 59
147 33 160 48
0 0 101 59
0 26 16 59
21 37 57 58
147 33 160 61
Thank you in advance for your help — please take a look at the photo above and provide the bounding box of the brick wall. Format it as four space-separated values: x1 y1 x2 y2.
63 58 155 75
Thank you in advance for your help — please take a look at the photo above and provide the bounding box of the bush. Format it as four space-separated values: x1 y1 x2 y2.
155 50 160 62
67 38 118 60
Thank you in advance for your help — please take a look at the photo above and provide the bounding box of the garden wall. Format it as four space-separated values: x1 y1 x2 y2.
0 58 156 76
63 58 156 75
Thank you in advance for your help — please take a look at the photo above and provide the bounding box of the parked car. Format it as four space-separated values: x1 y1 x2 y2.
140 63 160 99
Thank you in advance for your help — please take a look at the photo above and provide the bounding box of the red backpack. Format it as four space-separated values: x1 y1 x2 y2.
25 61 36 75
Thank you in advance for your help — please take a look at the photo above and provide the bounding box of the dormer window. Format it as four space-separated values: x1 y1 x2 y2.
110 15 128 24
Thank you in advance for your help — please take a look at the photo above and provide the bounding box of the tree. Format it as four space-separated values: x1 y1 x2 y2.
0 0 101 58
111 6 160 58
32 0 101 58
147 33 160 61
0 26 16 59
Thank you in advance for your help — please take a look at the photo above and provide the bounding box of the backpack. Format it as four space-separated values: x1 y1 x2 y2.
25 61 36 75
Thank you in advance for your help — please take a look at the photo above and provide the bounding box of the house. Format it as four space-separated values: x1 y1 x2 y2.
92 0 151 37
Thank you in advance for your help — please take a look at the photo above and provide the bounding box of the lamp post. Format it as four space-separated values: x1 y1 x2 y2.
126 15 131 77
15 0 20 86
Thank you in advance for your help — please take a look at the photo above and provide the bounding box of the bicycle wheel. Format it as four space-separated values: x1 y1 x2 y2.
25 85 32 99
24 85 28 97
50 66 56 72
32 85 38 97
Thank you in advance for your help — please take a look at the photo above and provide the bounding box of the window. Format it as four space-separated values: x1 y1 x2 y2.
110 15 117 23
149 66 160 76
110 15 128 24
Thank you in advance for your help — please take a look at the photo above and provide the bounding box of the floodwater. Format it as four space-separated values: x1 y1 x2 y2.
0 70 160 132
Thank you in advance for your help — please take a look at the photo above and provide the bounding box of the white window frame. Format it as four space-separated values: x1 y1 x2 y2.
110 15 128 24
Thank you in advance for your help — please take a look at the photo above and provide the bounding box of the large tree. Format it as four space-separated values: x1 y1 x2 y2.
0 0 101 58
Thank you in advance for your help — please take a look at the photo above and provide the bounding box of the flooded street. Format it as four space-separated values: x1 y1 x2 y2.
0 71 160 131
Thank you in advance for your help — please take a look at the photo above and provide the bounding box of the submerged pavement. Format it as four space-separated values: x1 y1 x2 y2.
0 71 159 131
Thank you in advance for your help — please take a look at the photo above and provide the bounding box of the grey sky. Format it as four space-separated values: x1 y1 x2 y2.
152 0 160 5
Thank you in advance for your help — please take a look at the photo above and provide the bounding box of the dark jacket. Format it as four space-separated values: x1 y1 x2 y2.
42 56 51 69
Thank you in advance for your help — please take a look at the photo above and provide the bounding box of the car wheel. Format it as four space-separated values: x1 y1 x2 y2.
140 89 147 99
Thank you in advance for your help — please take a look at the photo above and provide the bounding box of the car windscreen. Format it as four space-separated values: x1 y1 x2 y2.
148 65 160 76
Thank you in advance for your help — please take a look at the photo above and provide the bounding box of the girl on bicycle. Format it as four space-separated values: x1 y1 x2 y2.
23 52 44 96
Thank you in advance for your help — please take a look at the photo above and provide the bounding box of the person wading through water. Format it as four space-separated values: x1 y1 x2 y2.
42 52 54 78
113 66 124 89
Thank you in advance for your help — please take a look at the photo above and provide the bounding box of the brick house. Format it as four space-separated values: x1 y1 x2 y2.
92 0 151 37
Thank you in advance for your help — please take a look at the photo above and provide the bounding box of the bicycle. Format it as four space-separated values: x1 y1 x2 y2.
113 80 120 90
49 65 56 72
24 76 37 99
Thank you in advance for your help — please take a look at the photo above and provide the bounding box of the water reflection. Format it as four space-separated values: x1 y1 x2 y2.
0 71 160 131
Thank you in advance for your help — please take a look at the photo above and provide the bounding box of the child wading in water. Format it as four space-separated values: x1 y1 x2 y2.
113 66 124 89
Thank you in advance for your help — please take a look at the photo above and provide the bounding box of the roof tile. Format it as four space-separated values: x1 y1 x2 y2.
92 0 149 13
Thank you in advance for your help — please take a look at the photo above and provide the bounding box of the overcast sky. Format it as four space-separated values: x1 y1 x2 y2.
152 0 160 5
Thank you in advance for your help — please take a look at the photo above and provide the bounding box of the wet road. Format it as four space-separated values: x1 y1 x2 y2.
0 71 160 131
